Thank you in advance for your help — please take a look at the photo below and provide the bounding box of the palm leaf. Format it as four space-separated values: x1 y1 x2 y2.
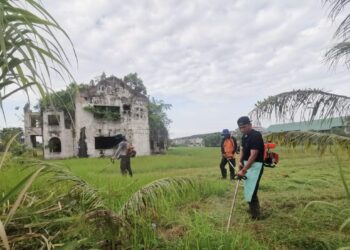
324 1 350 67
0 0 76 119
250 89 350 122
0 220 10 250
4 166 45 226
265 131 350 155
340 217 350 232
120 177 196 217
0 132 20 170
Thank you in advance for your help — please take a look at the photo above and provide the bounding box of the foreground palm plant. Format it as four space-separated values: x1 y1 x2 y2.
249 89 350 122
0 157 105 249
0 136 198 249
325 0 350 66
0 0 76 116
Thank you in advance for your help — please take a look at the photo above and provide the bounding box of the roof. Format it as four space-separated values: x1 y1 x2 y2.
267 117 348 133
79 76 148 101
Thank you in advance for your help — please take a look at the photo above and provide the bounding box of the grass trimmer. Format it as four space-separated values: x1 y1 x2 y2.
98 157 116 173
226 174 246 232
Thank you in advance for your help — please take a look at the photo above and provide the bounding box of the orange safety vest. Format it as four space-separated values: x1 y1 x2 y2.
223 138 235 158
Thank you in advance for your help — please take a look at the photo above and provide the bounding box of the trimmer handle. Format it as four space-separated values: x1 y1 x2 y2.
232 175 247 180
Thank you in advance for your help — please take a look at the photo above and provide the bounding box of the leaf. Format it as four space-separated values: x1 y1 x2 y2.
250 89 350 123
120 177 196 217
0 220 10 250
0 132 20 170
4 166 46 227
340 217 350 232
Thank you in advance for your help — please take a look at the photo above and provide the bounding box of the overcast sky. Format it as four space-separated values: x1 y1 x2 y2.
1 0 350 138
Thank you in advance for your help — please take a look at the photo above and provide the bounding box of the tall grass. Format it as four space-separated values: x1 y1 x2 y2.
1 146 350 249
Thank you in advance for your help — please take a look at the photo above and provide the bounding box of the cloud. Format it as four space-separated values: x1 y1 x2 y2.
2 0 350 137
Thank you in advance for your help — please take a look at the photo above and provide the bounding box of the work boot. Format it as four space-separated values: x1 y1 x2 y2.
249 201 261 220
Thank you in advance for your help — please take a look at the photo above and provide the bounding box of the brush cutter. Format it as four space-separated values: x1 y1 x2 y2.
226 174 247 232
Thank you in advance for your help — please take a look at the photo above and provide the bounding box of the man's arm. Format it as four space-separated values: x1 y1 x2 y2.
220 139 225 156
238 149 258 176
112 144 122 159
239 146 244 170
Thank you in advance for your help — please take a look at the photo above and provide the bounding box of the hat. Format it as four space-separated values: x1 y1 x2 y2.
221 129 230 136
237 116 251 126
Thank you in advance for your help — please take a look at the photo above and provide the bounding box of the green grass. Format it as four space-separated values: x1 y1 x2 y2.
1 146 350 249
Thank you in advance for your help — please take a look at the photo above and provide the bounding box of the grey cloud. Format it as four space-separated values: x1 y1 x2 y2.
9 0 348 136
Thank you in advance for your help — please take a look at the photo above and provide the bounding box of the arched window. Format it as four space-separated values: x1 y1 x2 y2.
49 137 61 153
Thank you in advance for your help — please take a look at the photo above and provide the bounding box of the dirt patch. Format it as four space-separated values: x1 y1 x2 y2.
158 225 187 241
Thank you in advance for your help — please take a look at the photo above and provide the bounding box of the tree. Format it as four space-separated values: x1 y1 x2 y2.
148 98 172 151
0 0 76 117
203 133 221 147
123 73 147 95
39 82 79 128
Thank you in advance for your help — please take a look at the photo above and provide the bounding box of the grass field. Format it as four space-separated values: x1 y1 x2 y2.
1 146 350 249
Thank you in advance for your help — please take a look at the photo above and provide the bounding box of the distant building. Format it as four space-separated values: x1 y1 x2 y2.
24 76 151 159
171 135 204 147
267 117 350 136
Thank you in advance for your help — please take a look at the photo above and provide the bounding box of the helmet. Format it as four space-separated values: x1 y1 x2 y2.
221 129 230 136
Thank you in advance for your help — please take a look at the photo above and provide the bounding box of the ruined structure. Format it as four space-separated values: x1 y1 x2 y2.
24 76 151 159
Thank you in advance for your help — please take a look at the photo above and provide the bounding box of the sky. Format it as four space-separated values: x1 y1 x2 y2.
1 0 350 138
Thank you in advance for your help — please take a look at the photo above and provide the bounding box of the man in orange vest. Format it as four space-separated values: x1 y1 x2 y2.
220 129 238 180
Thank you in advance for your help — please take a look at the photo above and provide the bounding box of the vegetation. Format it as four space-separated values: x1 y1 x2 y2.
203 132 221 147
123 73 147 96
0 0 75 115
325 0 350 67
0 147 349 249
148 97 172 150
39 83 80 128
83 105 121 121
250 89 350 123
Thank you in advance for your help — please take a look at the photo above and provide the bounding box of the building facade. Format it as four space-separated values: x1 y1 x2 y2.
24 76 151 159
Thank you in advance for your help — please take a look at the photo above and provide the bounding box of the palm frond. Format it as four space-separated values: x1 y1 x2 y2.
120 177 196 217
325 42 350 67
250 89 350 122
4 166 45 226
324 1 350 66
265 131 350 155
0 220 10 250
0 132 20 170
340 217 350 231
25 159 105 210
324 0 350 20
0 0 76 118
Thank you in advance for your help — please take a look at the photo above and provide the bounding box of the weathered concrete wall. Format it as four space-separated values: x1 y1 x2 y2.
25 77 151 159
23 107 42 148
42 111 75 159
75 79 151 157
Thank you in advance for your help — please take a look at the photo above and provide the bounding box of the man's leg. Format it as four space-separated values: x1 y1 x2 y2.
248 166 264 219
125 157 132 177
228 158 236 179
120 157 128 175
219 157 228 178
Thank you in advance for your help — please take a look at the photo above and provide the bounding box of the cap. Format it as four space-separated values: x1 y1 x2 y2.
237 116 251 126
221 129 230 135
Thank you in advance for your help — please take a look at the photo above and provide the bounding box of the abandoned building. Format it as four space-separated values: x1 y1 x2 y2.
24 76 151 159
